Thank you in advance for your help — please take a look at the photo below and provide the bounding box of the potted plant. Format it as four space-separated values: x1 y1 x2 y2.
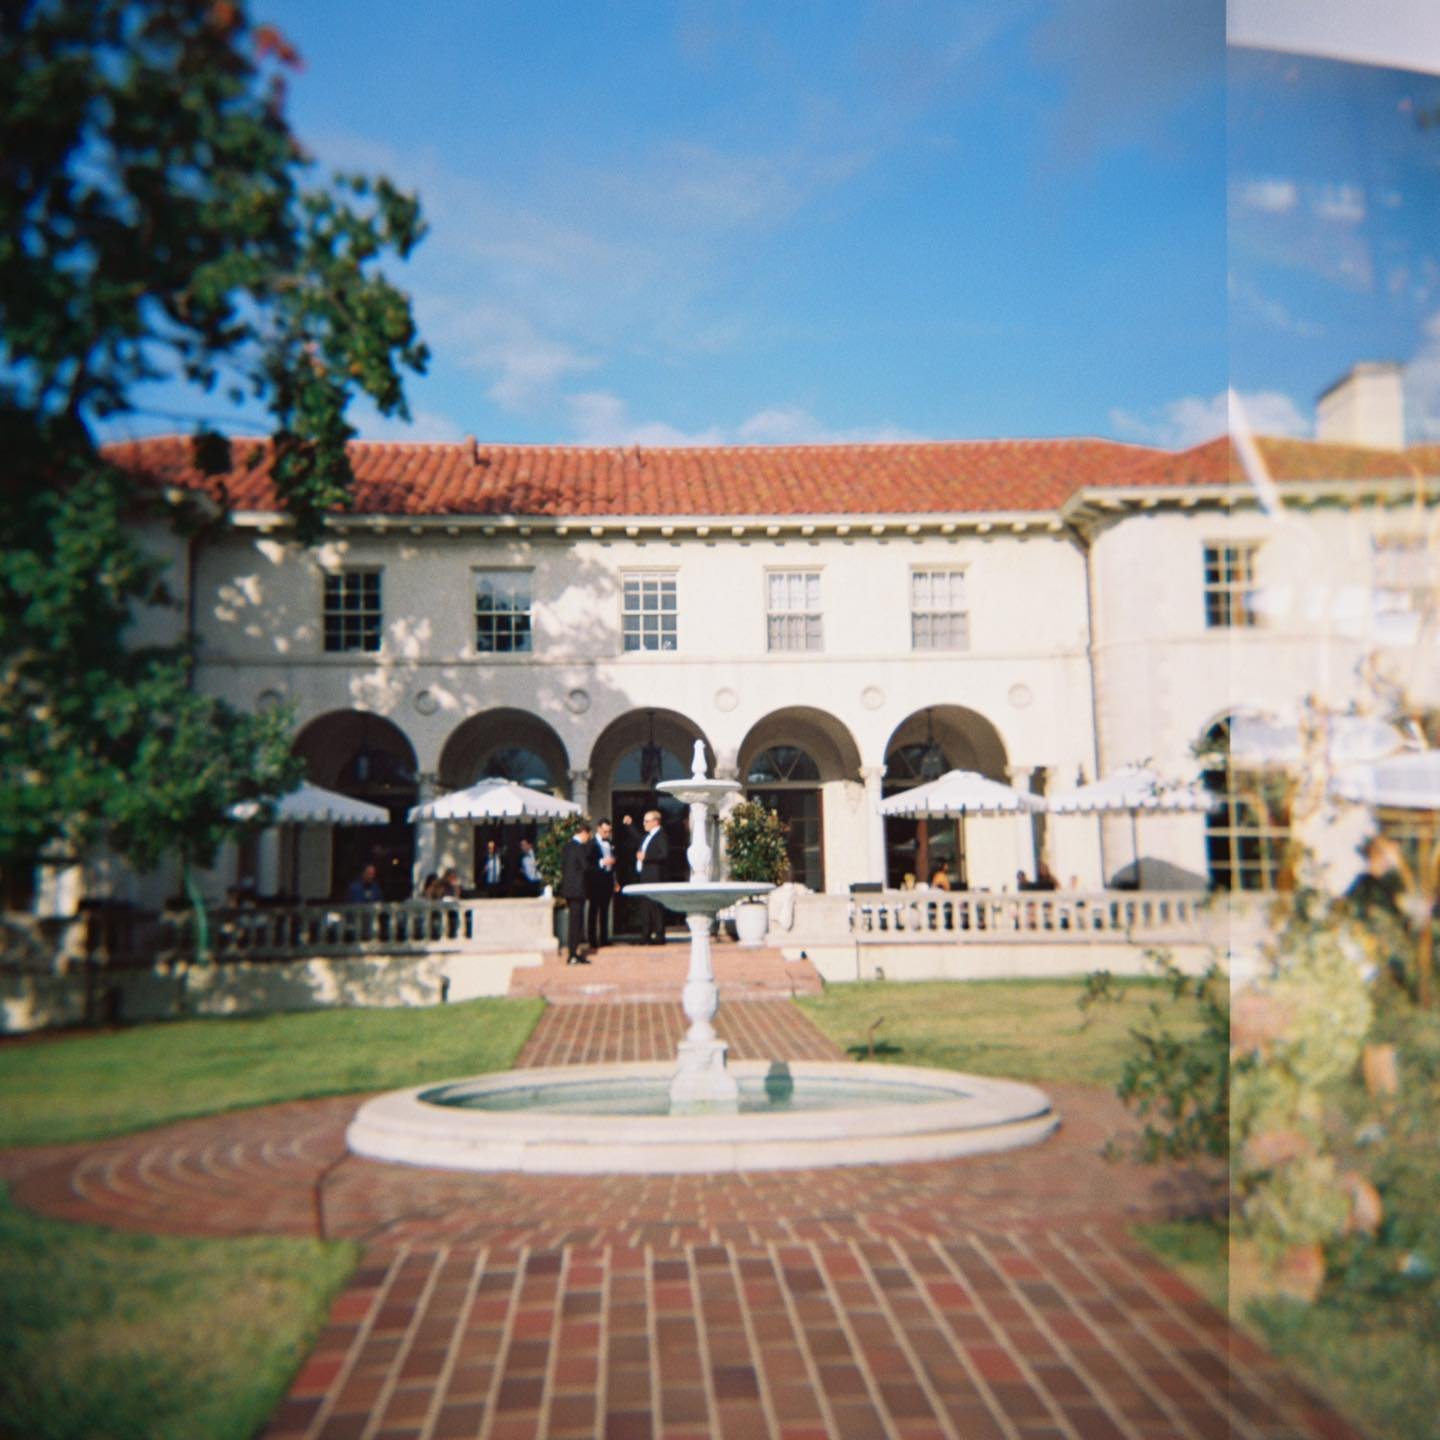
722 800 789 946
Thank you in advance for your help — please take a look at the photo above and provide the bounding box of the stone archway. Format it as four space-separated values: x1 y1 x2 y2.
738 707 863 892
882 706 1012 890
293 710 419 900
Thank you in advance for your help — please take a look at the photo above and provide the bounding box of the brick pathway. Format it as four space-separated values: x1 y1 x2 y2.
507 943 825 1005
1 1002 1368 1440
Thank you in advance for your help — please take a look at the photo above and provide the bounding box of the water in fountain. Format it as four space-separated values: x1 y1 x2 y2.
345 738 1059 1173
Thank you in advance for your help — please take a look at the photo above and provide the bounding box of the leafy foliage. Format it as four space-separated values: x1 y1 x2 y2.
722 799 790 884
535 815 586 891
1116 952 1233 1163
0 1 426 882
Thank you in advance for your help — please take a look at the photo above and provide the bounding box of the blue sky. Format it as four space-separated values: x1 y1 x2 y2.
1229 44 1440 443
109 3 1440 452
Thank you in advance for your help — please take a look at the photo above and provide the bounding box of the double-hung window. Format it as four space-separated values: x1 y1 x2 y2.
622 571 677 652
1203 543 1260 629
766 570 823 652
323 569 382 653
910 569 969 650
1372 533 1435 643
474 570 533 653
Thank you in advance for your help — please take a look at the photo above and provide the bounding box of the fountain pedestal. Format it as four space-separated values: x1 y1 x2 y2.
625 741 771 1112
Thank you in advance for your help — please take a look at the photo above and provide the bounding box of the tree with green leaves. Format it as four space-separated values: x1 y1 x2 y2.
0 0 427 907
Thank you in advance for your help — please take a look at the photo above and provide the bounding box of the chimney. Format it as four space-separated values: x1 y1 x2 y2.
1315 362 1405 450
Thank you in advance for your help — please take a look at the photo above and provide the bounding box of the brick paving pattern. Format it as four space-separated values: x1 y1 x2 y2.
2 1000 1369 1440
506 943 825 1005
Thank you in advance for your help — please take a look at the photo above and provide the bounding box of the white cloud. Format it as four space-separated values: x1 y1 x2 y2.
568 392 724 448
567 394 921 448
1234 178 1298 214
1313 184 1366 225
346 401 466 443
735 407 921 445
1229 274 1324 338
421 300 599 412
1110 390 1308 448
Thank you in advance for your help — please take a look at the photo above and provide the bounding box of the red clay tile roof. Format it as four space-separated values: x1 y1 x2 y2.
104 432 1440 521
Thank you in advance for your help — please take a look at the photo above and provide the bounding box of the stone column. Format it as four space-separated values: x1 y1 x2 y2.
1008 766 1038 880
413 772 439 894
861 765 888 884
568 767 592 817
257 827 282 898
715 764 741 878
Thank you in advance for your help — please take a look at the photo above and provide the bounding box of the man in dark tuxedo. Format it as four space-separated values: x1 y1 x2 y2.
634 808 669 945
587 817 619 950
560 820 593 964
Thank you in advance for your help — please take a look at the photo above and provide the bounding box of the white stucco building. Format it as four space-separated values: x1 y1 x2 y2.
105 364 1440 912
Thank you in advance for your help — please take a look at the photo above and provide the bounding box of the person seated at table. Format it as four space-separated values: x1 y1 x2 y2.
438 867 463 899
930 867 952 891
1032 863 1058 892
346 863 382 903
418 872 443 900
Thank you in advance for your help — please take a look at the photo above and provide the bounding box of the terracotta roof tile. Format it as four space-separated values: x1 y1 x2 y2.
103 431 1440 522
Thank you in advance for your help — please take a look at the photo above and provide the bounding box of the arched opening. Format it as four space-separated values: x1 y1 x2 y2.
293 710 419 900
737 707 862 892
1201 715 1291 891
589 710 714 935
436 710 571 891
883 706 1010 889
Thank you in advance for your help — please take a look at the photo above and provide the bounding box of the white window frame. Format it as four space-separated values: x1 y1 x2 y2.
910 568 970 651
1372 532 1436 642
621 570 678 653
474 569 534 654
765 569 824 653
322 567 383 653
1203 542 1260 629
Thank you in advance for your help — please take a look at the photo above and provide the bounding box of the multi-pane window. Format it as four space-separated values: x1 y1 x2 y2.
323 569 382 652
1372 534 1435 642
911 569 969 650
622 572 677 652
1203 543 1260 628
766 571 823 652
474 571 532 653
1202 719 1290 891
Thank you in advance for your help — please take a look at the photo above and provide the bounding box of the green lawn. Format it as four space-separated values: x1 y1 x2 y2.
797 976 1199 1087
0 1186 355 1440
0 995 543 1148
0 997 543 1439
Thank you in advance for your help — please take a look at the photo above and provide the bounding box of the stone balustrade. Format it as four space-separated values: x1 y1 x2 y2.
848 889 1206 942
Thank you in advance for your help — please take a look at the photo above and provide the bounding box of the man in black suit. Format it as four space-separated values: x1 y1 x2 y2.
586 817 619 950
560 820 593 964
634 809 670 945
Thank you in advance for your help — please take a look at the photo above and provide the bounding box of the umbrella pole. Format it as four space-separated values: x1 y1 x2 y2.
1130 811 1140 890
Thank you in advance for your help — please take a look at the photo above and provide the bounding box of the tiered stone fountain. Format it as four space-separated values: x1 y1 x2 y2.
346 745 1058 1173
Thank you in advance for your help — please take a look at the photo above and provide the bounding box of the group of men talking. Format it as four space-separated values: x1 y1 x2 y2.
559 810 671 964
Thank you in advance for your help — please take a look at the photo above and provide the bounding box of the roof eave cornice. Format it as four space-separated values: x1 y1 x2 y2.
230 508 1073 540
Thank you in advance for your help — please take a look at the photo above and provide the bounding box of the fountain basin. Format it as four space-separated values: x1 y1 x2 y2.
622 880 772 913
345 1060 1059 1174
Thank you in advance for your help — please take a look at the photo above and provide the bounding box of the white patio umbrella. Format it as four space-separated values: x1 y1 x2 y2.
878 769 1046 818
1047 766 1216 890
231 781 389 827
407 777 580 823
231 782 390 898
879 770 1044 888
1330 750 1440 1006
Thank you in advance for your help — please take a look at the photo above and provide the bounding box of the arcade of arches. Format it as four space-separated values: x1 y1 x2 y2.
286 704 1031 901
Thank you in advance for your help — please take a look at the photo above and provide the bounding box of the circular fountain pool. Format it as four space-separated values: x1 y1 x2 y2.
346 1060 1059 1174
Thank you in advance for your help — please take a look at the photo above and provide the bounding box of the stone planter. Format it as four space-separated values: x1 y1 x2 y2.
734 899 769 948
